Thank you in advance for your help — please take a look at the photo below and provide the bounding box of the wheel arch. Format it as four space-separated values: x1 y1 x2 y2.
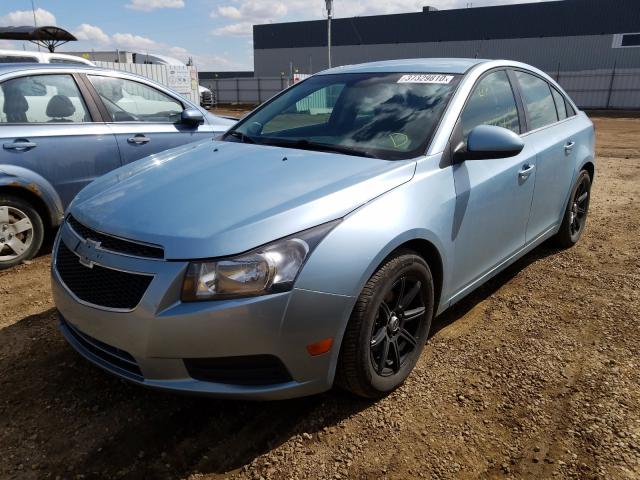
580 160 595 182
0 169 63 228
0 185 53 229
327 234 447 394
382 238 444 316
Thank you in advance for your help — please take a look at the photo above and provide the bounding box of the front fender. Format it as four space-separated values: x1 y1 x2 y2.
0 165 64 226
296 154 454 305
293 154 455 385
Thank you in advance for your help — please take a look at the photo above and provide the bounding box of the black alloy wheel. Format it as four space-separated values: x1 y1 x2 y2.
336 251 434 398
369 275 426 376
554 169 591 248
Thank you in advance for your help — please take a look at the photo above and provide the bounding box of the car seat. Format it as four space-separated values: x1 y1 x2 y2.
3 89 28 123
46 94 75 122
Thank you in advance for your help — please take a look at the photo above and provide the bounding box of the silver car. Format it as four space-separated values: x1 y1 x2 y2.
0 64 234 269
52 59 594 399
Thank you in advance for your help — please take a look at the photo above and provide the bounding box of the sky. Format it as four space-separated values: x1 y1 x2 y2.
0 0 557 72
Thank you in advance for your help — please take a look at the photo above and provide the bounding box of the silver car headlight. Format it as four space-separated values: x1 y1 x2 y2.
181 220 340 301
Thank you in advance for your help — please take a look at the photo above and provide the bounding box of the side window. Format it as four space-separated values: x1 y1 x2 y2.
460 70 520 138
514 71 558 130
0 56 38 63
0 74 90 124
50 58 87 65
88 75 183 123
550 87 567 121
565 100 576 117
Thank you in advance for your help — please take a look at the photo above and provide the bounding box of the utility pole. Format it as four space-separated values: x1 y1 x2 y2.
31 0 41 51
326 0 333 68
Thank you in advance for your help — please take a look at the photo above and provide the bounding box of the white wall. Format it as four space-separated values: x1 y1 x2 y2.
93 61 199 105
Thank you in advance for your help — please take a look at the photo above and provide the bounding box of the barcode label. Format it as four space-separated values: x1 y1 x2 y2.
397 74 454 84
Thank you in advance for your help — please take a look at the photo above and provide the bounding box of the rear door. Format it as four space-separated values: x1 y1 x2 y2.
0 72 121 208
512 70 578 241
83 74 215 164
449 69 537 299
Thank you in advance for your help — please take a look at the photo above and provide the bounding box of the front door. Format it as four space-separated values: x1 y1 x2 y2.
449 70 536 300
0 73 121 208
85 75 214 164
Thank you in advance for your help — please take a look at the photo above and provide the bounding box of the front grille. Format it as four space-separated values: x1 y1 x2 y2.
184 355 293 385
67 215 164 259
56 242 152 310
60 316 143 380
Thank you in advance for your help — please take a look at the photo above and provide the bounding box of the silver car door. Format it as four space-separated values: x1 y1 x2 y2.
448 70 536 302
84 74 215 164
515 72 580 241
0 73 121 208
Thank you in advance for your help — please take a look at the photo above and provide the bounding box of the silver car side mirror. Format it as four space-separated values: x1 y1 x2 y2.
458 125 524 160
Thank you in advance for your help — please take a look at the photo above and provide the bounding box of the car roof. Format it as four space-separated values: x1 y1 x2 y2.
318 58 488 75
0 63 111 75
0 49 94 64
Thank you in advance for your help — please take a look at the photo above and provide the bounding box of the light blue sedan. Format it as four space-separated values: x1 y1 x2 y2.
0 64 235 268
52 58 594 399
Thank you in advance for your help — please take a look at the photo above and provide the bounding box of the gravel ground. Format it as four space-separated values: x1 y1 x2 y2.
0 116 638 480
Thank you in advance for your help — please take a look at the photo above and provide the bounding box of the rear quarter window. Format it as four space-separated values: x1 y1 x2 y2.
550 87 567 120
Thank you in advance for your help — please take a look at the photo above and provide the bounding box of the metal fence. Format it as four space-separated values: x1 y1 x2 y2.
548 68 640 110
199 77 289 105
200 67 640 110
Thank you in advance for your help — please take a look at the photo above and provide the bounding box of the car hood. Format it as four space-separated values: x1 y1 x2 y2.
70 140 416 259
205 112 236 131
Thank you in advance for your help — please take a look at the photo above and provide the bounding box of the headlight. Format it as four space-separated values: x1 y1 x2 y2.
181 220 340 301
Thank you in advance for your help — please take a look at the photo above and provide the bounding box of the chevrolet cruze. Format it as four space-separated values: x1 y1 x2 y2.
52 59 594 399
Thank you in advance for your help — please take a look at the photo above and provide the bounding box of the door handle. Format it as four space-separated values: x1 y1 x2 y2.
564 141 575 154
3 140 37 151
127 134 151 145
518 164 535 179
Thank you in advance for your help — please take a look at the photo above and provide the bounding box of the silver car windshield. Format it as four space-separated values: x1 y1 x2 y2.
225 72 461 160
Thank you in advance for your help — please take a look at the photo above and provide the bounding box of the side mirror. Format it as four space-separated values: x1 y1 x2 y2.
456 125 524 161
181 108 204 126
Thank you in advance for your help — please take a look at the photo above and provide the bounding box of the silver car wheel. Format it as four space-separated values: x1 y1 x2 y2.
0 206 34 262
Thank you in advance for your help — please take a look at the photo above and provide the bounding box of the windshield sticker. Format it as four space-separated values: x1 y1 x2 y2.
389 133 410 149
397 74 454 84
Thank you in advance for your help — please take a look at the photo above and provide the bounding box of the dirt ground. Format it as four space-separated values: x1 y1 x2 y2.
0 116 639 480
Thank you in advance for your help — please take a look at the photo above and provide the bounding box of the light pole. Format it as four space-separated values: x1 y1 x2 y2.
31 0 41 51
326 0 333 68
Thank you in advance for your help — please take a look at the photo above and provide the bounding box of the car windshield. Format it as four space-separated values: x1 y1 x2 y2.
224 72 460 160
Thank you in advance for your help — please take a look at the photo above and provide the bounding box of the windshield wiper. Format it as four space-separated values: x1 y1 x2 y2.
226 130 256 144
260 138 378 159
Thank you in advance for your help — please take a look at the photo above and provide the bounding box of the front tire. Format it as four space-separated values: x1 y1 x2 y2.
553 170 591 248
336 251 434 398
0 195 44 270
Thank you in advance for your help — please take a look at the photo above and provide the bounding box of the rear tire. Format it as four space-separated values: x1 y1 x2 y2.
0 195 44 270
336 251 434 398
553 170 591 248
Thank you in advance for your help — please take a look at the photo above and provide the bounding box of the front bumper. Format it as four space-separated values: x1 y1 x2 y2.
52 221 355 400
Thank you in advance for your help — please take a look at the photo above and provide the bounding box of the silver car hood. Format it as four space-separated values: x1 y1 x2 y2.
70 140 416 259
204 112 236 131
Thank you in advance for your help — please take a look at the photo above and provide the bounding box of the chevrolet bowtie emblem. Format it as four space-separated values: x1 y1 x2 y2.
77 238 101 269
